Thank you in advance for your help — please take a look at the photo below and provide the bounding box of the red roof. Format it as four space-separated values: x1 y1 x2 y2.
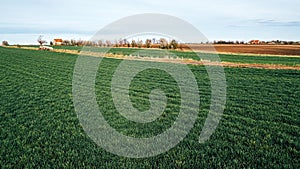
54 39 63 42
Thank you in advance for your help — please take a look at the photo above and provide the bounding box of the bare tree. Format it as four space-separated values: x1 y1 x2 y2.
131 40 137 48
37 35 47 46
123 39 129 47
63 40 70 46
170 39 178 49
97 40 103 47
152 38 156 44
145 39 152 48
137 40 143 48
2 41 9 46
70 39 77 46
159 38 168 49
77 40 84 46
105 40 111 47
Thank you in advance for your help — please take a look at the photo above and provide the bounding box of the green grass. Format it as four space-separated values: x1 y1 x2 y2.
52 45 83 50
218 54 300 66
81 46 300 66
21 45 300 66
0 47 299 168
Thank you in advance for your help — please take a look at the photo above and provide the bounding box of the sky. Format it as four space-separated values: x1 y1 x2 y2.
0 0 299 44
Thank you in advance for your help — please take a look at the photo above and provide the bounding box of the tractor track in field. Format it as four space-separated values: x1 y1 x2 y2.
5 46 300 70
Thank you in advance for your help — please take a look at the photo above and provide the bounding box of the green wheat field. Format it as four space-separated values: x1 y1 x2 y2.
0 46 299 168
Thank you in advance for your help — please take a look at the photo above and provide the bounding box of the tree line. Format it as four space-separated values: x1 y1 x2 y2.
50 38 180 49
49 39 300 47
2 39 300 47
213 40 300 45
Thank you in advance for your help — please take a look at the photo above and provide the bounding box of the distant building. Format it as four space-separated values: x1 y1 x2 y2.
54 39 63 46
249 40 261 45
267 41 276 45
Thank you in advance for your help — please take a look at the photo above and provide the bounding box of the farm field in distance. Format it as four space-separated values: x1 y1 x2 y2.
7 45 300 67
0 46 299 168
49 44 300 56
186 44 300 56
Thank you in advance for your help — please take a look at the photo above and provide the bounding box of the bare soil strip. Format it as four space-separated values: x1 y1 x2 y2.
5 46 300 70
186 44 300 56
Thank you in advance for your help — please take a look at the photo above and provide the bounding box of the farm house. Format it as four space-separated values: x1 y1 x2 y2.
249 40 261 45
53 39 63 45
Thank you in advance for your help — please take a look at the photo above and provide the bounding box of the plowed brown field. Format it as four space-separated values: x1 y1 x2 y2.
185 44 300 56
